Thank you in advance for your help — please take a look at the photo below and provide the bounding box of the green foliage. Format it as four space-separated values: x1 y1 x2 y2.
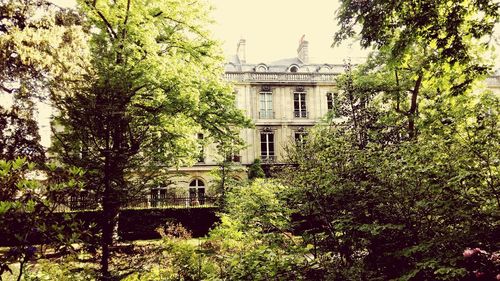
209 141 247 210
0 0 80 164
120 180 309 280
335 0 500 141
281 10 500 275
202 180 309 280
0 158 85 280
279 73 499 280
247 158 265 180
335 0 499 66
45 0 250 277
23 258 97 281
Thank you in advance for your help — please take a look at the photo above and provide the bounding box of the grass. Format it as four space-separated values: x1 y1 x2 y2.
0 238 206 281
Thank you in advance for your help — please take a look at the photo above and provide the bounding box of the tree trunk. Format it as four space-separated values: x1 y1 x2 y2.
408 74 423 140
100 151 113 280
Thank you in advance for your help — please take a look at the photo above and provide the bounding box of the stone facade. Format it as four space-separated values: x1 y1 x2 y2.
169 38 342 199
166 38 500 204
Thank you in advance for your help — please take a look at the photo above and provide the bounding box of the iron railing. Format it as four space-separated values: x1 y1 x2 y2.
261 155 277 163
293 110 308 118
259 111 275 119
54 196 217 212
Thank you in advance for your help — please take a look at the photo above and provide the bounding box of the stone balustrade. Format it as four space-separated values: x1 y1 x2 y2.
225 72 337 83
225 72 500 87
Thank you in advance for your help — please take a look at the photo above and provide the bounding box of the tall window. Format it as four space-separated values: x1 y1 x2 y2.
189 179 205 205
326 93 337 116
260 129 275 162
326 92 334 111
259 91 273 119
294 89 307 118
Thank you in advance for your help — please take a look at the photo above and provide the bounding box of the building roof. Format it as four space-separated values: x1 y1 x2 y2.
225 37 345 74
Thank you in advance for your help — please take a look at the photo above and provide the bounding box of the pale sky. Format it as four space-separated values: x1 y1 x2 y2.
209 0 368 64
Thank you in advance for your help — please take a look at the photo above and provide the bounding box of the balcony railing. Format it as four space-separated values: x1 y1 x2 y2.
54 196 217 212
224 72 338 83
259 111 275 119
261 155 277 163
294 110 308 118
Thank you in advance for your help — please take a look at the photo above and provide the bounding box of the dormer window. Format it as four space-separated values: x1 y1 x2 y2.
318 65 332 73
289 65 299 72
256 64 268 72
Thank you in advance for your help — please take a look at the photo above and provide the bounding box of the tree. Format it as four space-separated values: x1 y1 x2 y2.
248 158 265 180
279 2 500 272
0 0 83 164
0 89 45 164
0 4 88 279
209 140 247 211
280 81 499 280
277 44 499 279
334 0 500 139
205 179 309 280
50 0 250 279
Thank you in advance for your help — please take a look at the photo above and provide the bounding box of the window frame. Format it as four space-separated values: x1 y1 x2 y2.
260 129 275 162
189 179 206 205
259 90 273 119
293 90 307 118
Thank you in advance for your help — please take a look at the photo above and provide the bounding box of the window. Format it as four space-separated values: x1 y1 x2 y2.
256 64 268 72
294 90 307 118
259 91 273 119
294 129 308 145
290 65 298 72
197 133 204 163
326 92 334 111
326 92 338 116
225 152 241 163
150 187 168 207
189 179 205 205
260 129 275 162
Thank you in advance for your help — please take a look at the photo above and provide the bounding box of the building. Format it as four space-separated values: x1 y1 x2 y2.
168 37 500 206
167 37 343 204
59 37 500 209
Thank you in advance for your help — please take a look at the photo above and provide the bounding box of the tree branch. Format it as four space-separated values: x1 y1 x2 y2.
85 0 117 41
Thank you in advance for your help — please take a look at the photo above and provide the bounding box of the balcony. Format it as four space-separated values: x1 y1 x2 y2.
294 110 308 118
259 111 275 119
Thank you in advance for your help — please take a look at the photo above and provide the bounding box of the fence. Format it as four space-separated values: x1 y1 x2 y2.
54 195 217 212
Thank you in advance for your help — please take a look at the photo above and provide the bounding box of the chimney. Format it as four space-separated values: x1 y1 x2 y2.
237 39 246 64
297 35 309 64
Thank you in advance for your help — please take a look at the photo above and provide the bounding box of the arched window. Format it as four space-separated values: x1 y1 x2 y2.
189 179 205 205
256 64 268 72
289 65 298 72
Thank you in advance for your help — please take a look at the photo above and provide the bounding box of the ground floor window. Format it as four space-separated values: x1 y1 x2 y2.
189 179 205 205
150 188 169 207
260 130 275 162
294 129 308 146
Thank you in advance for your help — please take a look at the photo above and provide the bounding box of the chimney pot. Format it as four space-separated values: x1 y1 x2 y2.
237 39 246 64
297 35 309 64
